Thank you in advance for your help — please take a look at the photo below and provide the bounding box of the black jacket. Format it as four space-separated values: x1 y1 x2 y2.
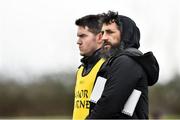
80 15 159 119
87 48 159 119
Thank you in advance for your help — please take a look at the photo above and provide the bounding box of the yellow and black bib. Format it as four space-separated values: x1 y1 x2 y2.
73 58 105 120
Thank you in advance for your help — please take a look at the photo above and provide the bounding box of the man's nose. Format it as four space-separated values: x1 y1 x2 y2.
77 39 82 45
102 33 109 42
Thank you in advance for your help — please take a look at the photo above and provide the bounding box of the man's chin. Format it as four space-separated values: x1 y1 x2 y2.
100 46 121 58
104 45 111 50
100 46 111 58
80 52 85 56
80 52 91 57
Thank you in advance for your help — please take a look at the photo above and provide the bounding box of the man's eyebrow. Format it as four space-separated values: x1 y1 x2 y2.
77 33 86 37
106 29 113 32
102 29 114 33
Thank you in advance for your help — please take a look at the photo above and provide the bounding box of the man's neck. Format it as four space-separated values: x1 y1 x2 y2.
81 48 101 65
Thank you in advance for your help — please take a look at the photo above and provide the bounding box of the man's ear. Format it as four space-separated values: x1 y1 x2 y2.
96 33 103 44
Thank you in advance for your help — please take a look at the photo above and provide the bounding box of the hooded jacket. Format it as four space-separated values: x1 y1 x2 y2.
85 15 159 119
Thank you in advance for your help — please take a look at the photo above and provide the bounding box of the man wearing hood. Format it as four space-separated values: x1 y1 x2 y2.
86 11 159 119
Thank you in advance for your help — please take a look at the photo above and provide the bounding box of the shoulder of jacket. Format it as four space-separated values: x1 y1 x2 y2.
107 48 142 66
107 54 129 66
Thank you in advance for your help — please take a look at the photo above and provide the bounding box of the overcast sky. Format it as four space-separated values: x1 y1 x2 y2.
0 0 180 83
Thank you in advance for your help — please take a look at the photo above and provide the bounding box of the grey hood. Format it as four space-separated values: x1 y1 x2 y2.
116 15 159 86
117 15 140 49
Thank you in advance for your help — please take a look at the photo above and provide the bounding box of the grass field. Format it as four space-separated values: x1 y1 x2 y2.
150 114 180 119
161 114 180 119
1 115 180 119
0 116 72 119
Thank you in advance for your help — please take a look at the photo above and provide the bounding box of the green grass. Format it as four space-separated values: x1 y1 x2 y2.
0 116 72 119
161 114 180 119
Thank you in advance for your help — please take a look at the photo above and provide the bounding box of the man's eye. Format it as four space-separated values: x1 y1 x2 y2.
101 31 104 35
79 34 86 37
107 31 114 34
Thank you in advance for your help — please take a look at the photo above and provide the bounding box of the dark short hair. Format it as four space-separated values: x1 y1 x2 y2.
101 11 122 31
75 15 103 35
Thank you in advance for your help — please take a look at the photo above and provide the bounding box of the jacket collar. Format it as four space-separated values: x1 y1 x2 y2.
81 49 101 66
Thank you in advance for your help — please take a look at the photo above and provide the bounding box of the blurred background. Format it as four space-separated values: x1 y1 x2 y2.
0 0 180 119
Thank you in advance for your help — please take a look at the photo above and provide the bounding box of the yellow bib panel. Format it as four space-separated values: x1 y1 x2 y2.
73 58 105 120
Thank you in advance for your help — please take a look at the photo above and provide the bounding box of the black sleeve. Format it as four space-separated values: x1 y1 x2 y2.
88 55 142 119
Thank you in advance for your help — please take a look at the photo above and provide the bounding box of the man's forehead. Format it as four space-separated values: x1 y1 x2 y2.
102 22 118 30
78 26 89 31
77 26 89 33
77 26 93 36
